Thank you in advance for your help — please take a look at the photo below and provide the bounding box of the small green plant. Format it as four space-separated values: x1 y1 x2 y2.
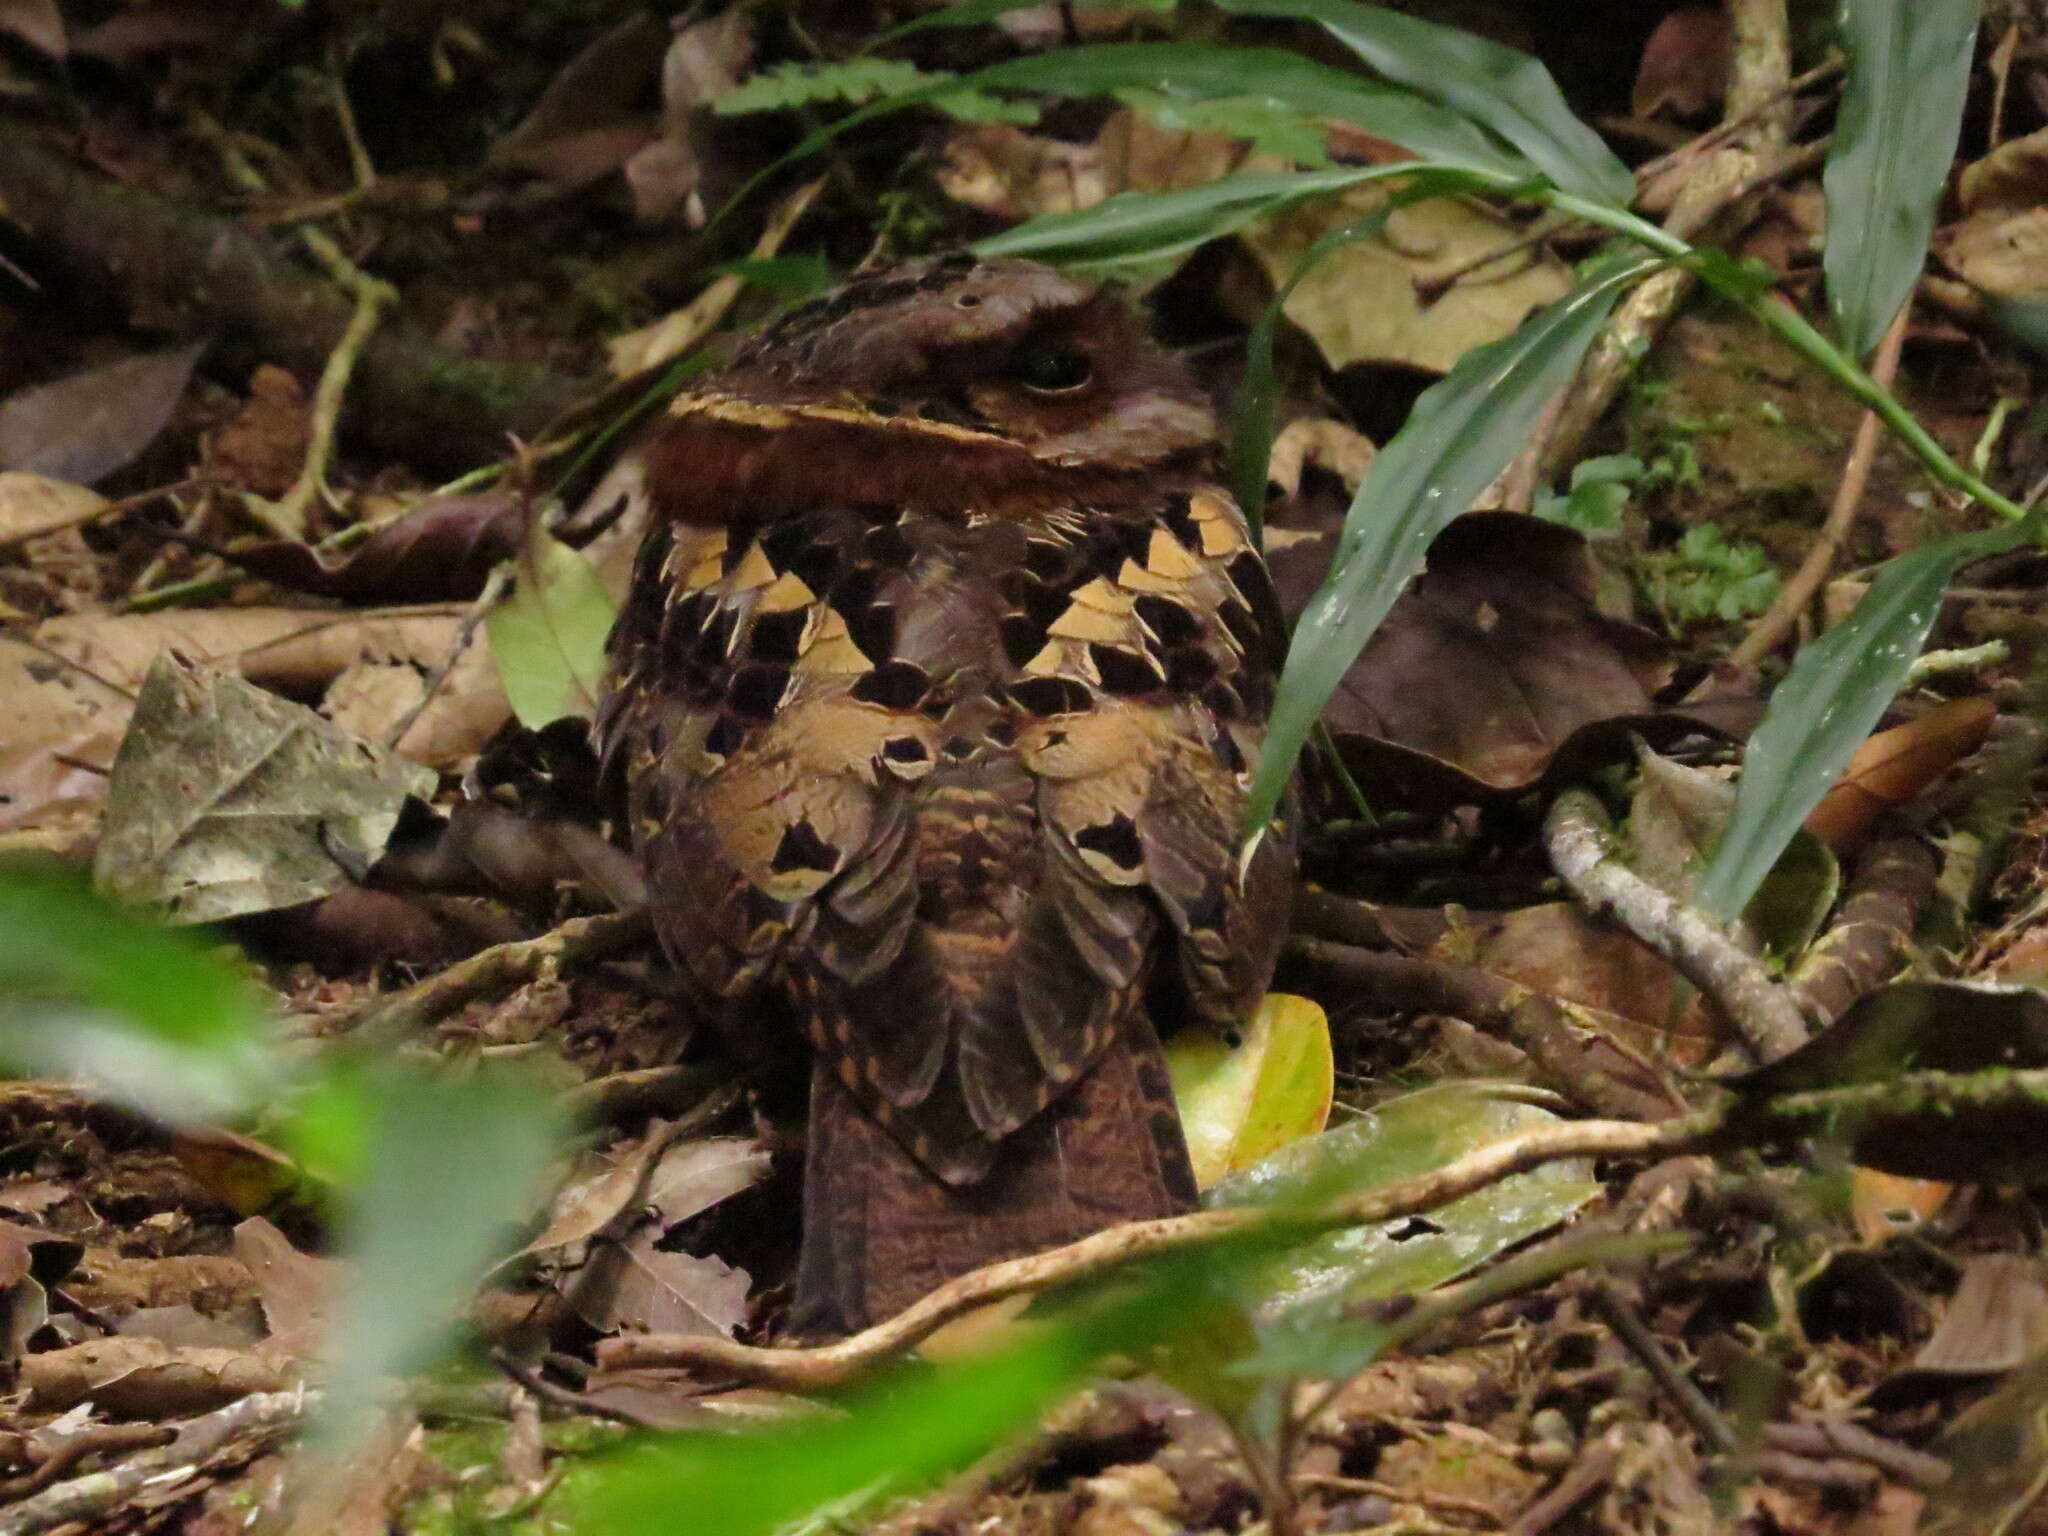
1532 452 1643 536
1633 523 1783 633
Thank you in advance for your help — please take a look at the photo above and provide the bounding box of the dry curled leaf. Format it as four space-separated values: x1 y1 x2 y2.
202 492 525 604
1804 697 1995 854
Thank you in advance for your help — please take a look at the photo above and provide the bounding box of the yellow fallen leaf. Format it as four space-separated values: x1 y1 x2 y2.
1167 993 1333 1190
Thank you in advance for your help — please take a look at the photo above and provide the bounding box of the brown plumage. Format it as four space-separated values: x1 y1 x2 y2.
596 254 1294 1334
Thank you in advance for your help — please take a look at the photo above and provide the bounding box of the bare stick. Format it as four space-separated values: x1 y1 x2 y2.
1543 789 1808 1063
597 1112 1710 1390
0 1390 307 1536
1720 301 1912 672
342 909 648 1044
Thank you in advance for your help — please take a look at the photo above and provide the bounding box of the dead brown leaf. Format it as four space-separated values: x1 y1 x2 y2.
232 1217 334 1359
567 1226 750 1338
1241 187 1572 376
1631 6 1732 120
67 0 253 59
1804 697 1995 854
0 473 111 551
1268 513 1707 810
0 342 205 485
209 491 524 604
489 12 668 188
21 1335 298 1416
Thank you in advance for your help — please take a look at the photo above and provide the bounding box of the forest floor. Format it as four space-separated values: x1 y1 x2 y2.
3 2 2048 1533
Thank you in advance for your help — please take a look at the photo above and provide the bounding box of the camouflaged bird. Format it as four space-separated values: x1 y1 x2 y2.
596 253 1294 1333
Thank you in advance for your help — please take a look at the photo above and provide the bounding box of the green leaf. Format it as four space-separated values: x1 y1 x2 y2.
1211 1085 1597 1341
1213 0 1632 205
976 162 1497 270
972 43 1526 177
1823 0 1979 359
0 859 277 1122
1244 251 1655 833
1115 88 1332 167
313 1062 562 1454
1696 520 2034 918
487 527 618 729
559 1261 1215 1536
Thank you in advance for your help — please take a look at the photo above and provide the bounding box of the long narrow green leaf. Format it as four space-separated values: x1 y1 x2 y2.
973 43 1526 177
0 860 276 1121
313 1063 562 1454
1244 253 1655 834
1215 0 1631 204
1824 0 1978 359
1695 520 2032 919
976 162 1506 267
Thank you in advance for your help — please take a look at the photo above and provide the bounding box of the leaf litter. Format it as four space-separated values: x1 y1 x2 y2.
4 4 2048 1533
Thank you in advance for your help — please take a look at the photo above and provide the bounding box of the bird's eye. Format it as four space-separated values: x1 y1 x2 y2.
1013 350 1093 393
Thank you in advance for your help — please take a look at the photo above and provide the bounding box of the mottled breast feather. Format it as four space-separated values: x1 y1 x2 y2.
595 254 1293 1186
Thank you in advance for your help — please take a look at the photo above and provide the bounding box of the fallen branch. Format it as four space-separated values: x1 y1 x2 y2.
1788 832 1936 1026
342 908 648 1045
0 127 585 476
1280 936 1687 1121
0 1390 307 1536
598 1111 1713 1390
1543 789 1809 1063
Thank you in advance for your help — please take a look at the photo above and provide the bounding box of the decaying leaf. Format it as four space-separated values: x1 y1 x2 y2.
489 12 668 188
1167 993 1333 1189
0 472 110 549
0 0 65 58
1628 746 1838 964
1240 184 1572 376
233 1216 335 1359
202 492 524 605
528 1128 765 1259
1457 902 1719 1069
937 105 1254 224
1267 513 1716 810
1911 1254 2048 1377
621 8 755 224
93 654 436 924
20 1335 298 1416
1631 6 1732 120
568 1229 751 1338
1804 696 1995 854
0 342 205 486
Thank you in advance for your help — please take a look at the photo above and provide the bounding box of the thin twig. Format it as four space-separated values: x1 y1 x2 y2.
382 564 508 752
1589 1286 1736 1453
342 909 649 1045
597 1113 1712 1390
1543 789 1809 1063
1720 300 1912 673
